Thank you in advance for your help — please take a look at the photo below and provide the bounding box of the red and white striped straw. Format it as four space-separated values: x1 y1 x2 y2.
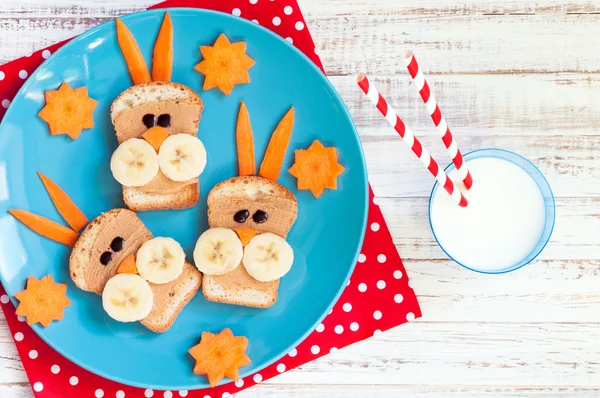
356 72 468 207
403 50 473 190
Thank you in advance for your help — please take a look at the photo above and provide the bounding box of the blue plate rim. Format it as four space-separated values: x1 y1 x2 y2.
0 7 369 390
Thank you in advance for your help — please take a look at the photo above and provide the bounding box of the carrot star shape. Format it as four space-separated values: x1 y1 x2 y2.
194 34 256 95
289 140 346 198
38 82 98 140
15 275 71 327
188 328 251 387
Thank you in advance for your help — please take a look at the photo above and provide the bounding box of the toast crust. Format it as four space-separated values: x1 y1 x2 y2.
69 208 202 333
111 82 203 211
123 181 200 212
203 176 298 308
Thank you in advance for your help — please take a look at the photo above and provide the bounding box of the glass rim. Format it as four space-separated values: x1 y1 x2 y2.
428 148 556 275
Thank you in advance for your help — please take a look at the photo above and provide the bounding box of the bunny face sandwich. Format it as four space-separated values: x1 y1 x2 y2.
193 103 298 308
110 14 206 211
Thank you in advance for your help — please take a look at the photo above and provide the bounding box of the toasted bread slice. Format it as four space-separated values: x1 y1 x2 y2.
141 261 202 333
202 176 298 308
69 208 202 332
110 82 203 211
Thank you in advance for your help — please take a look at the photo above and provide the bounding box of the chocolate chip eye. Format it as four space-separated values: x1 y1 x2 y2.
110 237 125 252
157 114 172 128
142 114 156 129
252 210 268 224
100 251 114 266
234 210 250 223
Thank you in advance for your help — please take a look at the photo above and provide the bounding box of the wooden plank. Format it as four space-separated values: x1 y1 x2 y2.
333 74 600 134
361 135 600 198
0 313 27 384
0 384 31 398
242 385 600 397
0 1 598 75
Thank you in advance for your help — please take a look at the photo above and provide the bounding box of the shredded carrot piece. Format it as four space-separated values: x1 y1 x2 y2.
37 172 88 232
142 126 170 151
37 82 98 140
8 210 79 247
234 227 257 247
115 18 151 85
116 254 138 274
189 328 251 387
194 33 255 95
258 107 295 182
15 275 71 327
152 12 173 82
236 101 256 176
288 140 345 198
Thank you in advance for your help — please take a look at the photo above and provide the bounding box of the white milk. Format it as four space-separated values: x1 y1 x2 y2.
429 157 546 272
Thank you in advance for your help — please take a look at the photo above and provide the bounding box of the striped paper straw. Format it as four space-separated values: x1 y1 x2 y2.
403 50 473 190
356 73 468 207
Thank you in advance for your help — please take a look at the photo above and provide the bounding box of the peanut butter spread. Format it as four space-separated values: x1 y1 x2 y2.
113 100 201 143
141 170 196 194
209 262 279 290
86 210 153 294
208 194 298 238
144 262 201 320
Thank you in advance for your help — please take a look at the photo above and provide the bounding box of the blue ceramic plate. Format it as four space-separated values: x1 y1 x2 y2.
0 8 367 390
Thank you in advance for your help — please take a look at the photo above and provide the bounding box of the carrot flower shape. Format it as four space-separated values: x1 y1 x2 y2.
194 34 255 95
15 275 71 327
37 82 97 140
288 140 345 198
189 328 251 387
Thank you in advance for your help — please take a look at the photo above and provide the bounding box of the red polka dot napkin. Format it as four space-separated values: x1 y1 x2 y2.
0 0 421 396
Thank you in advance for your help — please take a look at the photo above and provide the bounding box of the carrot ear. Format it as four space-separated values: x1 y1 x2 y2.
258 107 295 182
115 18 151 85
8 210 79 247
236 101 256 176
38 172 88 232
152 12 173 82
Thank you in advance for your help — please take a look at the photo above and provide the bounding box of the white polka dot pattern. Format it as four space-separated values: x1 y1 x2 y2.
232 8 241 16
163 391 172 398
343 303 352 312
253 373 262 383
116 390 125 398
350 322 359 331
272 17 281 26
18 70 28 79
0 295 8 304
51 364 60 374
29 349 38 359
145 389 154 397
311 345 320 354
179 390 188 397
235 378 244 388
33 382 43 392
284 6 293 15
69 376 78 386
14 332 23 342
95 389 104 397
277 363 286 372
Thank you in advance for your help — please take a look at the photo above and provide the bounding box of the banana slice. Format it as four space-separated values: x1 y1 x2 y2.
242 233 294 282
102 274 154 322
193 228 243 275
136 237 186 284
158 134 207 182
110 138 159 186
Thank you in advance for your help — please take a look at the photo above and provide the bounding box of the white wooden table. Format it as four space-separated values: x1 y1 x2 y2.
1 0 599 397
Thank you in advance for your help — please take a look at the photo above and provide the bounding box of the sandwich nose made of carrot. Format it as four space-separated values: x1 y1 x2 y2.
9 173 202 333
109 13 207 211
193 102 298 308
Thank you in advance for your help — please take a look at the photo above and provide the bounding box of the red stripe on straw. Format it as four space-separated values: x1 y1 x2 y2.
403 50 474 191
356 72 468 207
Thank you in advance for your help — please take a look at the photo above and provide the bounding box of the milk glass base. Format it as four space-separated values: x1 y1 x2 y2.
428 148 556 274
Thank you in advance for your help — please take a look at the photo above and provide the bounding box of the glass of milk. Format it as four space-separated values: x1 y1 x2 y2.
428 148 555 274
